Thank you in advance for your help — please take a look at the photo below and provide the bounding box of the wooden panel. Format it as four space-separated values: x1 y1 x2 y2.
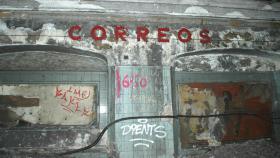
0 95 39 107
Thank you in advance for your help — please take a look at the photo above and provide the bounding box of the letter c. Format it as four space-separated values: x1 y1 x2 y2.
68 25 82 41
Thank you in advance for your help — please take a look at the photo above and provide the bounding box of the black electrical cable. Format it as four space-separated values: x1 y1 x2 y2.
57 111 278 156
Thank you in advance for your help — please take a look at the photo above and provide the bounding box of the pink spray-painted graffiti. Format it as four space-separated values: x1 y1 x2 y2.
116 69 148 98
55 86 93 116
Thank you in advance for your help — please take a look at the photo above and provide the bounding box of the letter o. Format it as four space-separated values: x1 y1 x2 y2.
178 28 192 43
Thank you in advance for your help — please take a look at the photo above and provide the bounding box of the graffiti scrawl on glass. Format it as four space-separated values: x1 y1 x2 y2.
120 119 167 148
55 86 93 116
116 69 148 98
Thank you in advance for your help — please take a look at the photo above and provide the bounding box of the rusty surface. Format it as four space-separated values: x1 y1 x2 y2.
178 82 272 148
0 95 39 107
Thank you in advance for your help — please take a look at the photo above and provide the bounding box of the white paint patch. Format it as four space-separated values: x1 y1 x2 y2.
224 11 249 19
160 104 173 123
59 140 66 146
262 5 273 10
184 6 213 16
74 133 83 146
0 20 31 44
207 56 221 71
0 20 7 31
0 20 73 46
181 0 199 5
160 104 173 116
48 144 56 148
99 106 107 114
35 0 105 11
84 133 91 143
36 23 67 44
99 131 108 145
9 106 41 124
74 133 91 148
165 12 186 16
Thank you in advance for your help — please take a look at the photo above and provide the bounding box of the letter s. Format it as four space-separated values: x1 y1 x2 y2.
200 28 211 44
154 126 167 138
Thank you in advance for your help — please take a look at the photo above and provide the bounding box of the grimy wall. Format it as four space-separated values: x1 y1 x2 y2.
0 0 280 157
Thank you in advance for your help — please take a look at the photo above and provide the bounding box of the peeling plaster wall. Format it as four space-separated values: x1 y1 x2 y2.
0 18 279 70
0 1 280 157
175 54 280 72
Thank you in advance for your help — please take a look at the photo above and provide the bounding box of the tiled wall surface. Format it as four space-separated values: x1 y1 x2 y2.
114 66 174 158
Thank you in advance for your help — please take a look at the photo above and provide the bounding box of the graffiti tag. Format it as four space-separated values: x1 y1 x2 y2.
55 86 93 116
116 69 148 98
120 119 167 148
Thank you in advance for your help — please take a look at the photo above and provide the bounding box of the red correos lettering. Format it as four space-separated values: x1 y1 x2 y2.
200 28 211 44
136 26 149 42
178 28 192 43
91 25 107 41
158 28 170 42
115 25 127 42
68 25 212 44
68 25 82 41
